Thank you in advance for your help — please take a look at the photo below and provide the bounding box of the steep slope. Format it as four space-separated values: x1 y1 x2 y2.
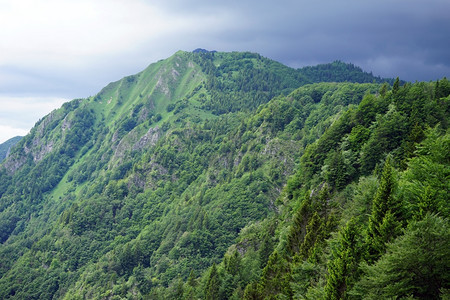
0 50 397 299
181 79 450 300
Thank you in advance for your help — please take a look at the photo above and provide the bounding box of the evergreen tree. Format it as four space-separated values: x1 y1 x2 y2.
243 281 261 300
402 127 450 219
187 269 197 288
205 263 220 300
224 250 241 277
323 150 351 190
298 212 323 261
392 77 400 94
325 218 361 300
401 122 424 167
415 185 438 220
258 251 292 299
287 193 312 255
183 270 197 300
259 232 274 269
354 214 449 299
379 82 389 98
365 156 403 263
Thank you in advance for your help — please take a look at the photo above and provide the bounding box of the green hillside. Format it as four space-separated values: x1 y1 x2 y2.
0 51 448 299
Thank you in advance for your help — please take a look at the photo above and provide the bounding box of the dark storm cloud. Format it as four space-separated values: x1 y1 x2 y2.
1 0 449 142
151 0 450 81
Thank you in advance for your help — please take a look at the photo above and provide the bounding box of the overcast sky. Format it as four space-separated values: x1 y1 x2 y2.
1 0 449 143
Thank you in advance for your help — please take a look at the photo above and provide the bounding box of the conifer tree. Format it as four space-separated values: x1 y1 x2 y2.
415 185 438 220
365 156 403 263
259 232 274 269
243 281 261 300
325 218 361 300
183 270 197 300
287 193 312 255
224 250 241 276
205 263 220 300
392 77 400 94
298 212 323 260
259 251 292 298
324 150 349 190
187 269 197 288
379 82 389 98
354 214 449 299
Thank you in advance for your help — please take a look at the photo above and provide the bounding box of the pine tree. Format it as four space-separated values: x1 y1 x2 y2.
379 82 389 98
183 270 197 300
415 185 438 220
205 263 220 300
365 157 403 263
187 269 197 287
324 150 350 190
224 250 241 277
243 281 261 300
354 214 449 299
392 77 400 94
401 122 424 167
325 218 361 300
287 193 312 255
259 251 292 298
298 212 323 261
259 232 274 269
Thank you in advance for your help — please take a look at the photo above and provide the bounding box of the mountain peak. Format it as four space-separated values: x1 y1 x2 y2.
192 48 217 53
0 49 448 299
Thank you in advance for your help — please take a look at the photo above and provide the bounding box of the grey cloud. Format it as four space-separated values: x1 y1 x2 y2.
2 0 450 113
1 0 449 143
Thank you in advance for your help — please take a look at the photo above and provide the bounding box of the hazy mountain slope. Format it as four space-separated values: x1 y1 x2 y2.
0 136 22 162
0 50 399 299
298 60 398 85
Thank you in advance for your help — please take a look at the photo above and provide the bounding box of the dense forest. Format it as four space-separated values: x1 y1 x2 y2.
0 51 448 299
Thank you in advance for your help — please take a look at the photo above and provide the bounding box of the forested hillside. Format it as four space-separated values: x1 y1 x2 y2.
0 51 448 299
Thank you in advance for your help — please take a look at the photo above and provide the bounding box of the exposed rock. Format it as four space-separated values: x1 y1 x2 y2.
155 67 171 96
133 127 160 151
5 146 11 159
171 68 180 79
112 130 119 143
137 106 149 123
36 111 56 137
3 153 27 174
33 140 54 162
113 130 139 161
61 114 72 131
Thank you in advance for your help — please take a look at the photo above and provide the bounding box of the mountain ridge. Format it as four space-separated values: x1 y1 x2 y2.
0 50 447 299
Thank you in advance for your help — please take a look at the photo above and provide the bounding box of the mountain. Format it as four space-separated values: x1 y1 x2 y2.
0 51 448 299
0 136 22 162
298 60 398 85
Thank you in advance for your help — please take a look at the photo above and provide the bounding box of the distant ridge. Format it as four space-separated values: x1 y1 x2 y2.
192 48 217 53
298 60 398 85
0 136 22 162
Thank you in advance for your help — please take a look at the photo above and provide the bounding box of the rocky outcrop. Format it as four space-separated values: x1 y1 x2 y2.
3 153 27 174
133 127 160 151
